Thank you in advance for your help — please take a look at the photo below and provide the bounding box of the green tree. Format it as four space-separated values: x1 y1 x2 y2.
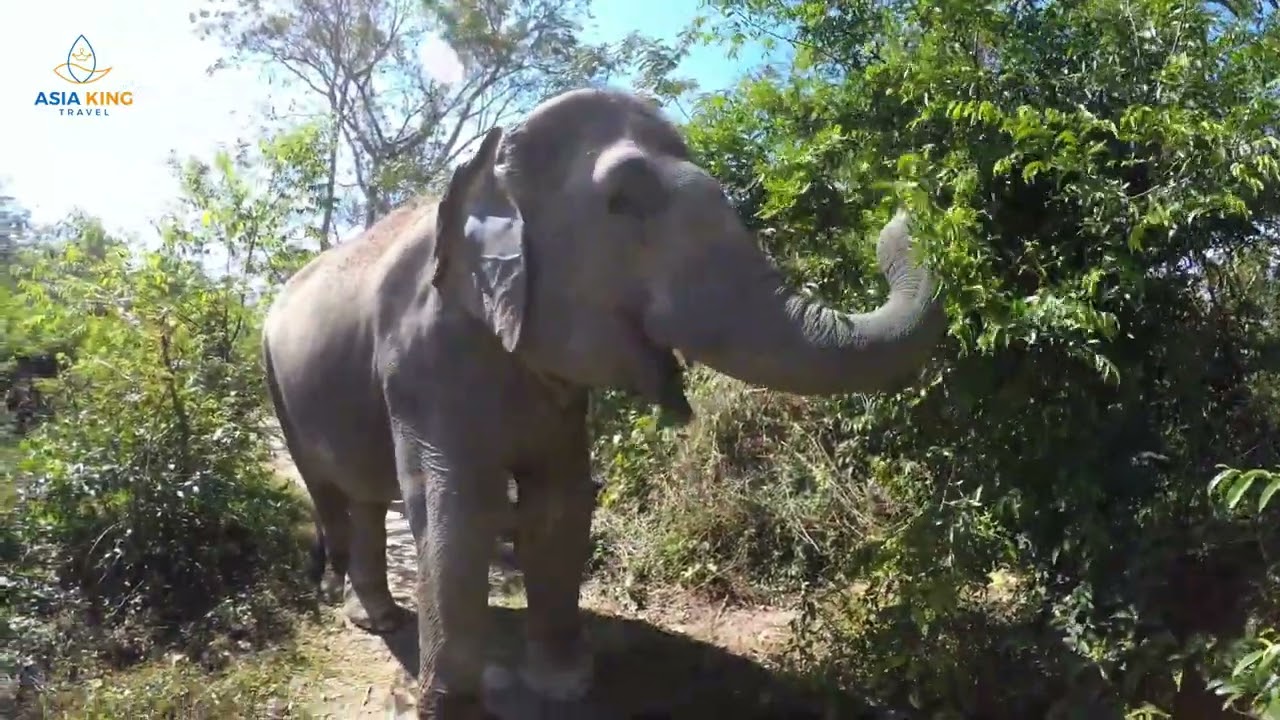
0 188 31 268
1 125 329 699
1 190 34 361
598 1 1280 716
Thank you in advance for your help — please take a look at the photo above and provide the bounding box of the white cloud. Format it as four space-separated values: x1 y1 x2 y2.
419 35 464 86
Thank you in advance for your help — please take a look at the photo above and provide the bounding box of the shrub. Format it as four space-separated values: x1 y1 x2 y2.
0 127 328 709
595 1 1280 716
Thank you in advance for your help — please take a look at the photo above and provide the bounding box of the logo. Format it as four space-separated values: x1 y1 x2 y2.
54 34 112 84
34 34 133 117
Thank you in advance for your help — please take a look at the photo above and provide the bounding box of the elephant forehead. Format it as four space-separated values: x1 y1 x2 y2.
520 89 684 146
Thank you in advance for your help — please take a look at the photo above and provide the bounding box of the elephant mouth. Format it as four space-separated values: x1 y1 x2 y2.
626 312 692 425
652 345 692 426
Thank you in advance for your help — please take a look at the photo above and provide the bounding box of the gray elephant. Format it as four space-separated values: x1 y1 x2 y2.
261 87 946 719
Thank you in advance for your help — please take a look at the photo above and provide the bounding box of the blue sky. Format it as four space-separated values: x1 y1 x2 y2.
587 2 770 107
0 1 768 240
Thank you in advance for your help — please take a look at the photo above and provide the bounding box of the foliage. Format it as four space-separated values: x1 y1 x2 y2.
1 191 38 378
1206 466 1280 716
591 0 1280 717
1208 629 1280 718
0 126 328 709
1 205 98 445
0 262 33 393
1211 466 1280 516
0 186 32 267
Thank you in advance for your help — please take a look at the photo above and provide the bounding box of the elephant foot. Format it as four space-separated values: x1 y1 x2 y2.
481 664 609 720
320 572 345 605
514 635 593 696
342 594 412 634
419 688 498 719
517 648 592 702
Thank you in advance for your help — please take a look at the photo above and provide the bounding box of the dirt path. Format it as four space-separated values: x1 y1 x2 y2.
267 437 818 720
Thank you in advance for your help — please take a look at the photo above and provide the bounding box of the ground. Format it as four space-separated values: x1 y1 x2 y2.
265 437 820 720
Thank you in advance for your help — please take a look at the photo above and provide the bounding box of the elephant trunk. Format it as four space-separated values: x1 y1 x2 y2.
679 212 947 396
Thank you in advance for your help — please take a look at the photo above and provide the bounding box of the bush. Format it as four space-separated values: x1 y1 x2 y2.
0 128 328 710
595 1 1280 717
7 242 307 648
593 372 892 602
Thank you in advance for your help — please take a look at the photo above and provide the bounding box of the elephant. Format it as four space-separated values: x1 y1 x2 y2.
261 86 947 719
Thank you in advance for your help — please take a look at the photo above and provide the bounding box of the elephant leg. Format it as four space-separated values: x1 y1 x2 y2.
511 440 596 703
410 459 507 717
342 500 411 634
304 477 351 605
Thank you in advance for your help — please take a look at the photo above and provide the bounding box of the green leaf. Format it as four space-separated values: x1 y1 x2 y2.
1234 648 1266 676
1259 478 1280 513
1226 469 1261 510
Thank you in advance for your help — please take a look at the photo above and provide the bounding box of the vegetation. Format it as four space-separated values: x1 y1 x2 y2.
0 130 327 716
3 0 1280 718
591 1 1280 717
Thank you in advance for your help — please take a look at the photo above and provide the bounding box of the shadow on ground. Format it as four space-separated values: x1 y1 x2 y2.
371 604 828 720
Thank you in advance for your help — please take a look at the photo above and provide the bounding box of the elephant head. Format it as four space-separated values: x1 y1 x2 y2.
434 88 947 423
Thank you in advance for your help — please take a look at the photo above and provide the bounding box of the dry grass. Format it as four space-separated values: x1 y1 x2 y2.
27 632 325 719
594 371 891 603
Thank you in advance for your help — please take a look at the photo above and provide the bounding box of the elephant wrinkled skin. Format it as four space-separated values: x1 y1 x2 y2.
261 86 946 719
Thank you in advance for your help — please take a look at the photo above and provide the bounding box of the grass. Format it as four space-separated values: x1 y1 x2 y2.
1 425 332 720
7 522 332 719
592 370 888 604
0 435 20 510
30 631 328 720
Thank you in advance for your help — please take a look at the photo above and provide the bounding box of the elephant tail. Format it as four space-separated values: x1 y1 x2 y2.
261 331 327 588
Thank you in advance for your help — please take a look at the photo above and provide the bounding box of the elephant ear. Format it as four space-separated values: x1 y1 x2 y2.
432 126 527 353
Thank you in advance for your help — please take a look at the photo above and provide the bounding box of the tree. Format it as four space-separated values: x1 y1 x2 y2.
2 126 326 700
194 0 694 243
0 188 31 269
598 0 1280 716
